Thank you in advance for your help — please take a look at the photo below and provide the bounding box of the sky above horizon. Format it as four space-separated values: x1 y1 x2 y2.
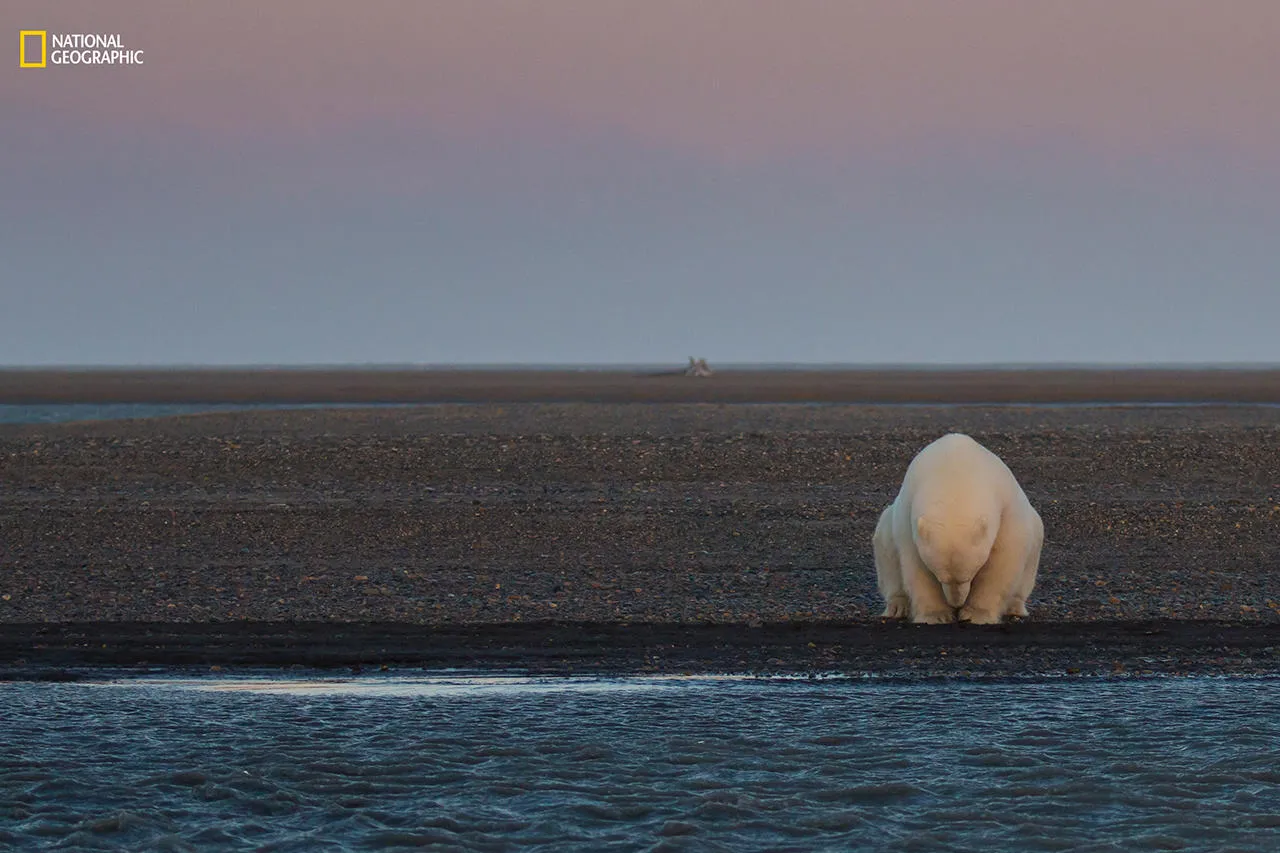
4 1 1279 365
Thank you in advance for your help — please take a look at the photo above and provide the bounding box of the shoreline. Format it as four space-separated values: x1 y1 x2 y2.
3 367 1280 404
4 620 1280 681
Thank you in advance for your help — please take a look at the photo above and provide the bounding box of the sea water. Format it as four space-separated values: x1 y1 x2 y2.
0 403 417 425
3 676 1280 851
4 400 1277 426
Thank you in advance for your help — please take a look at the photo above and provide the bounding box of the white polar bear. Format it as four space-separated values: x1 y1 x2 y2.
872 433 1043 625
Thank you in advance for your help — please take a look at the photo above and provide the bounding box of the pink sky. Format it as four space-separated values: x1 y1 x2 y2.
5 2 1280 365
8 0 1280 167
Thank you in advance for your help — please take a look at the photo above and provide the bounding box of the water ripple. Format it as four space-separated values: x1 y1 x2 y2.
3 678 1280 851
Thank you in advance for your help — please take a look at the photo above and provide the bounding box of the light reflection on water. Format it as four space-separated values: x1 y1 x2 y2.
3 676 1280 851
95 674 758 698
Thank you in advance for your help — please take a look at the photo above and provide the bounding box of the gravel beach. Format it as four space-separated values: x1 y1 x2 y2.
2 397 1279 676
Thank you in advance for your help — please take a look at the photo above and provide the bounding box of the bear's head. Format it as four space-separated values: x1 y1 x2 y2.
913 513 997 608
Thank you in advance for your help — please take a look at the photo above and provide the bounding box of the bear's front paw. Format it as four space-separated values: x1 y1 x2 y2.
958 605 1002 625
912 609 956 625
1005 599 1030 619
882 597 910 619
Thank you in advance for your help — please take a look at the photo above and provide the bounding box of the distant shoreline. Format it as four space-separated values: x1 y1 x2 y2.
3 366 1280 404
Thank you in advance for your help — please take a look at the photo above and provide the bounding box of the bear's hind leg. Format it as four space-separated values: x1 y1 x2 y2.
1005 514 1044 619
873 507 909 619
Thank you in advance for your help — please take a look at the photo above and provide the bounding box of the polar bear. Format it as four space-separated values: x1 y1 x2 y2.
872 433 1043 625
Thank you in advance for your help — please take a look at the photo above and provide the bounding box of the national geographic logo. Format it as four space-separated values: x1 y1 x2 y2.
19 31 145 68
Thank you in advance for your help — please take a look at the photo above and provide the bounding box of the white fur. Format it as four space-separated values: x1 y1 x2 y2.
873 433 1043 625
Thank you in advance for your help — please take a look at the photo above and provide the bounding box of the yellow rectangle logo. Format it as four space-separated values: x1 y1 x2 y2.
20 30 46 68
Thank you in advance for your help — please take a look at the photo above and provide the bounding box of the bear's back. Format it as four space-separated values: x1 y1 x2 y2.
901 433 1016 509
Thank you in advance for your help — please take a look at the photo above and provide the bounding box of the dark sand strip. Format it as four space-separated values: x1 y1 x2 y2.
3 621 1278 680
3 367 1280 404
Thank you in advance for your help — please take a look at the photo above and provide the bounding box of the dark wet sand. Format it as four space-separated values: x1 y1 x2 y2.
4 620 1280 681
2 378 1279 677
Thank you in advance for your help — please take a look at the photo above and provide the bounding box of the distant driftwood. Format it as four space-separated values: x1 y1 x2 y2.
641 358 715 378
685 357 714 377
